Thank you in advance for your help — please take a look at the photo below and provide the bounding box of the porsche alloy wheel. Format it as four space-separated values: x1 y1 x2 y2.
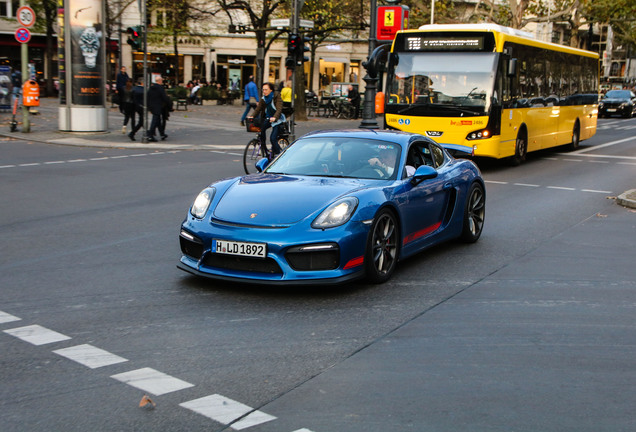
365 209 399 284
460 182 485 243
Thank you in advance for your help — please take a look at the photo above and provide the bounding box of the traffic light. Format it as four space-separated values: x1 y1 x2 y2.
126 26 142 50
288 33 299 57
295 33 310 65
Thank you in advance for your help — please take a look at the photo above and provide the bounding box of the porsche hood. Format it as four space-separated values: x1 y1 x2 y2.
212 174 366 226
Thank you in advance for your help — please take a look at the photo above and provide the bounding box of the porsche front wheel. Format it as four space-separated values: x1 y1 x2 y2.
365 209 399 284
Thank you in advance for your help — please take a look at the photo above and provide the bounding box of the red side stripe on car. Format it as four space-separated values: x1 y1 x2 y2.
402 221 442 245
343 256 364 269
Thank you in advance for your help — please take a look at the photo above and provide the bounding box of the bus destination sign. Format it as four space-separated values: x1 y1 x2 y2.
405 36 485 52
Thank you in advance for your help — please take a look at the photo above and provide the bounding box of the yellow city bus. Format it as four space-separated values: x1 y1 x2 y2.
383 24 599 164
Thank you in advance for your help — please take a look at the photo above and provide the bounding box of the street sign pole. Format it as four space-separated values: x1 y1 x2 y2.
290 0 300 141
19 0 30 132
142 0 148 142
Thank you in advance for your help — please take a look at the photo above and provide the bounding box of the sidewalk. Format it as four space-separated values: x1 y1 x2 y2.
0 97 368 150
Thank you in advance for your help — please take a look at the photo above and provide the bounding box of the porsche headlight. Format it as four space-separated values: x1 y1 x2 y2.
190 187 215 219
312 197 358 229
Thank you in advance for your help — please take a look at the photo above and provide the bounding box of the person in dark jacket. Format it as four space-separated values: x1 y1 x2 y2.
121 79 135 134
249 82 284 155
146 76 171 142
115 66 130 113
128 78 145 141
347 84 361 119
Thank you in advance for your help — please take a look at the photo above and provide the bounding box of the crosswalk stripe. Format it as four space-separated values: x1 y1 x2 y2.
111 367 194 395
53 344 128 369
0 310 21 324
180 394 276 429
3 324 71 345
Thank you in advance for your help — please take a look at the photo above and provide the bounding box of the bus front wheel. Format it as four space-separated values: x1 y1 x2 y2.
510 131 527 166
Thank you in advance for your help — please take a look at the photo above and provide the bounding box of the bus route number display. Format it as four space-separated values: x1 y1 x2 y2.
405 36 485 52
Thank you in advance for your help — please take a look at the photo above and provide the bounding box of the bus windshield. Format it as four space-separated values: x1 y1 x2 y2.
386 52 497 116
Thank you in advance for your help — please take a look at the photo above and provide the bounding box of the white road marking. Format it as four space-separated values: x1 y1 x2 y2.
19 163 41 167
0 165 17 168
45 160 66 164
53 344 128 369
292 429 316 432
111 367 194 395
563 153 636 160
570 136 636 154
547 186 576 191
4 324 71 345
67 159 87 163
581 189 613 194
0 310 21 324
487 181 613 194
180 394 276 429
561 158 582 162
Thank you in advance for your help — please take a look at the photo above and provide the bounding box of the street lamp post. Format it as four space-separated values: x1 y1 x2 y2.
359 0 379 129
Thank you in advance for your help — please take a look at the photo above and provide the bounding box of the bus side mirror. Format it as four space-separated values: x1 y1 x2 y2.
508 58 517 77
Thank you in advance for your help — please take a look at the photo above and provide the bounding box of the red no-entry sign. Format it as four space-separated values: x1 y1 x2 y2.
15 27 31 44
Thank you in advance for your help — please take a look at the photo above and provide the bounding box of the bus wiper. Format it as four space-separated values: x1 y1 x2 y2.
435 104 482 116
397 105 420 114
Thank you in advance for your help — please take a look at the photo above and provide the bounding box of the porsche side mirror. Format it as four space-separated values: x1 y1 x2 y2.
411 165 438 184
255 158 269 173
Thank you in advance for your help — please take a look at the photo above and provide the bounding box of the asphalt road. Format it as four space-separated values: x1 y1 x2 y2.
1 117 635 431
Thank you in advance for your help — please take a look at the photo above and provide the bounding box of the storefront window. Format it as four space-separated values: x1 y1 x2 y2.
133 53 183 86
191 55 203 81
268 57 280 84
215 55 255 90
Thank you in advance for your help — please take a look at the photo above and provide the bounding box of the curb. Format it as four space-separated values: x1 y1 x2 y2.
616 189 636 210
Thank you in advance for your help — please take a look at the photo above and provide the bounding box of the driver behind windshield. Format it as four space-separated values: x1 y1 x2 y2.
368 147 397 175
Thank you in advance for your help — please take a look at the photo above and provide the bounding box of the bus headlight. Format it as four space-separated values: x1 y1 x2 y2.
466 129 491 140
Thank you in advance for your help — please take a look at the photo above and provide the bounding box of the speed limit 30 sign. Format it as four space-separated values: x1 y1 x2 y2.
17 5 36 27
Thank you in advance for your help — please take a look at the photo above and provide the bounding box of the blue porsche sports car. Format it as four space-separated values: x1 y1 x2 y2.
178 130 485 285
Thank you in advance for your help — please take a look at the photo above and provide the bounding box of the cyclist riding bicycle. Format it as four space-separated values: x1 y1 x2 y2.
248 82 285 156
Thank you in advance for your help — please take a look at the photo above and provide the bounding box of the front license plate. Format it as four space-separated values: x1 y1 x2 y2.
213 239 267 258
607 108 616 112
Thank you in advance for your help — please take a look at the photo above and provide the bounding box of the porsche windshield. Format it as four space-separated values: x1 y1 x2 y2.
266 137 403 180
386 52 497 116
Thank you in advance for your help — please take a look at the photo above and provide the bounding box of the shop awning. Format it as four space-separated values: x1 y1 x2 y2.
320 57 349 63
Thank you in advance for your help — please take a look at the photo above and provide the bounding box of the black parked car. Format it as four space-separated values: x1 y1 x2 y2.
598 90 636 118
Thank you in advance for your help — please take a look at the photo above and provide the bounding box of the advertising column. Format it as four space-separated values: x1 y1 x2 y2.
58 0 107 131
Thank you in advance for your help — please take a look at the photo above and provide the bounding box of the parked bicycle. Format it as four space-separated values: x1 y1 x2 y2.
243 115 291 174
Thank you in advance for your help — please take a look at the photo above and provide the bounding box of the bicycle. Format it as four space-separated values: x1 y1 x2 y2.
243 116 291 174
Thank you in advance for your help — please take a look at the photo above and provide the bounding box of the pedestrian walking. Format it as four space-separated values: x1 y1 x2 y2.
121 79 134 134
128 78 144 141
240 75 258 126
146 76 171 142
115 66 129 113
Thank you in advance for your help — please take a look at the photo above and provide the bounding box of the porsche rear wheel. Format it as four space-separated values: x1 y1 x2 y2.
460 182 485 243
365 209 399 284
